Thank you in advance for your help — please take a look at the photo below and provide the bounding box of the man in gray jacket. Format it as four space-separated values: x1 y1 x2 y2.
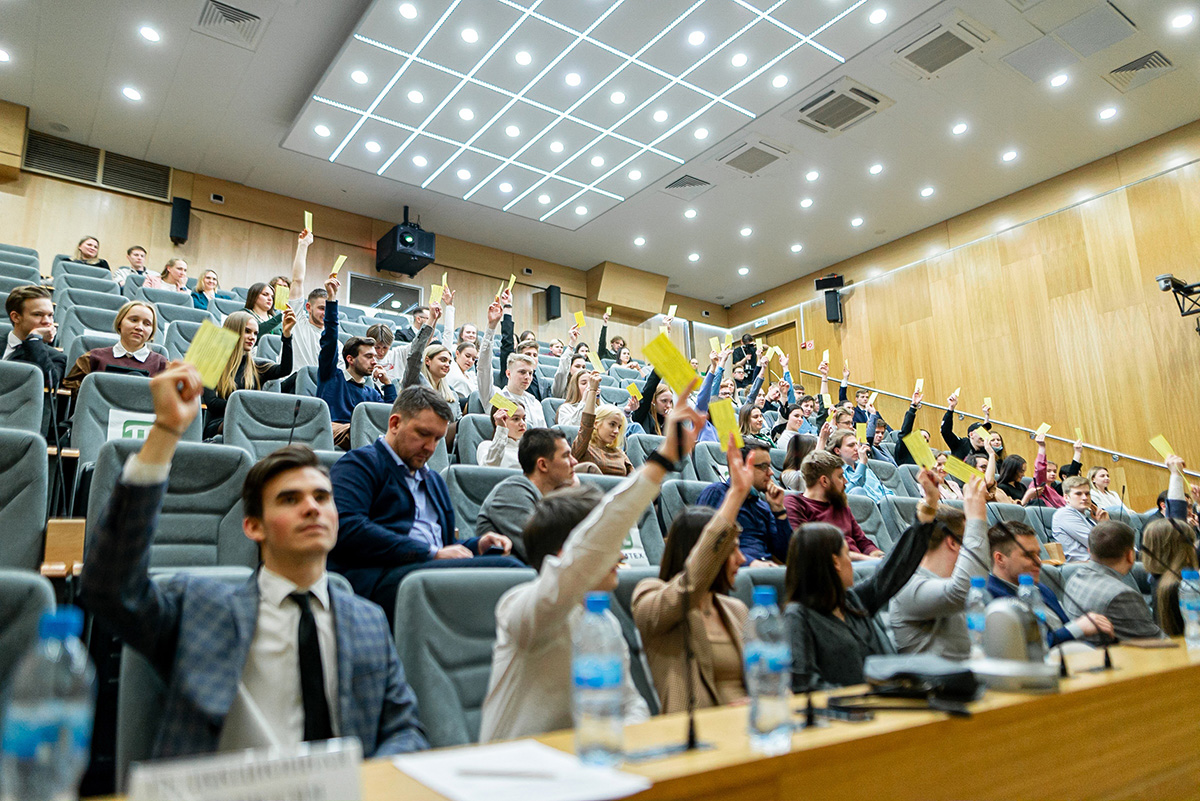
889 477 990 659
1063 521 1165 643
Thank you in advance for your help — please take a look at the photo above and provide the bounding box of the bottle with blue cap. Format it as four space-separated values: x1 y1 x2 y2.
1178 569 1200 650
966 575 988 659
2 607 95 801
572 592 626 766
1016 573 1049 629
743 585 791 755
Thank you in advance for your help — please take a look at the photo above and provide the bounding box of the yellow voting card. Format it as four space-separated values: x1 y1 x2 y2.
304 210 313 233
606 305 612 315
588 352 606 374
984 396 992 410
1035 422 1052 438
667 304 677 318
1075 427 1083 441
822 393 833 408
943 456 985 484
709 398 743 449
867 392 878 407
914 378 924 393
903 430 935 469
708 336 721 354
627 383 642 400
488 392 519 414
755 338 765 350
185 320 240 389
441 271 448 289
574 311 586 328
821 349 829 364
1150 435 1175 459
953 386 961 398
331 255 347 275
724 333 733 349
507 273 517 291
642 332 699 394
273 283 290 311
856 423 867 442
430 285 444 305
495 280 505 299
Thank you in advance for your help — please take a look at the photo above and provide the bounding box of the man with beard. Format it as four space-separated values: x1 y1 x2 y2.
697 441 791 567
784 450 884 561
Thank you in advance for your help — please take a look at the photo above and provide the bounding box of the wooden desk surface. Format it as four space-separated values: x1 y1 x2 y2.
361 644 1200 801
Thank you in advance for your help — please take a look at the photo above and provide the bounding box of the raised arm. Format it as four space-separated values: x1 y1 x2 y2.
290 229 313 299
477 297 503 401
854 469 940 615
551 325 580 398
571 372 601 461
317 276 341 384
402 304 440 389
941 392 962 451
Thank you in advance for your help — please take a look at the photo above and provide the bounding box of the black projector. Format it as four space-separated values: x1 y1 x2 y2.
376 217 435 277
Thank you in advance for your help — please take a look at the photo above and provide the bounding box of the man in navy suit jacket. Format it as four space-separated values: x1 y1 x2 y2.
81 362 428 762
330 386 523 619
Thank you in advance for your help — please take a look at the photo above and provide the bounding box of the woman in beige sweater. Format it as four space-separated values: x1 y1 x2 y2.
631 439 752 713
571 371 634 476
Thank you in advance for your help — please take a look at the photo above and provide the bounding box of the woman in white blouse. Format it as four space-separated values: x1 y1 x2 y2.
477 403 526 469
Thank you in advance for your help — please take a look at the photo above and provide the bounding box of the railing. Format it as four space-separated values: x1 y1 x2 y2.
791 368 1200 481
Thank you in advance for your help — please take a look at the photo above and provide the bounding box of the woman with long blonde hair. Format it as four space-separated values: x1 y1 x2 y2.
571 372 633 475
556 366 591 426
143 258 191 293
201 310 294 438
1141 518 1198 637
71 235 109 271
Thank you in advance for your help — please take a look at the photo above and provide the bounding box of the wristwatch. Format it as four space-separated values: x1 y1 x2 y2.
645 451 681 473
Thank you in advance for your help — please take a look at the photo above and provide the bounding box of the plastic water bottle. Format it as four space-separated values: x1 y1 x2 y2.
966 576 988 659
1016 574 1049 625
743 586 791 756
1 607 95 801
572 592 625 766
1179 570 1200 650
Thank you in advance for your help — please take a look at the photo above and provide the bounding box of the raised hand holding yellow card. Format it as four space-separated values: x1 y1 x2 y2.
641 331 699 394
953 386 961 398
441 271 448 290
273 283 290 311
331 255 347 275
1150 435 1175 459
574 311 586 328
605 305 612 315
708 336 721 354
430 284 444 304
1075 427 1083 441
495 281 505 299
943 456 985 484
588 352 605 374
507 273 517 292
1034 423 1052 438
867 391 878 407
821 349 830 364
724 333 733 349
915 378 924 393
984 396 992 410
185 320 240 389
303 210 313 233
903 430 935 469
488 392 519 414
709 398 743 449
627 383 642 400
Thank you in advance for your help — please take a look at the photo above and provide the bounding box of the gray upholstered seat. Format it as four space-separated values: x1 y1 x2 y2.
222 389 334 459
897 463 922 498
0 360 45 433
156 303 213 327
139 286 191 307
541 396 565 424
626 434 698 481
51 260 111 281
212 296 244 317
0 261 42 284
454 414 494 466
443 465 521 540
868 458 910 498
692 441 727 484
0 431 48 570
577 473 666 565
986 501 1029 528
599 386 631 406
848 494 890 552
342 320 370 338
1023 505 1058 544
608 365 642 382
53 286 127 313
257 334 282 363
350 401 391 449
163 320 202 360
58 304 119 352
0 570 55 688
656 479 709 536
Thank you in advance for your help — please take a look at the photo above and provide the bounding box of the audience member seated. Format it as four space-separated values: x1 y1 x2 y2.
780 433 818 492
366 324 402 385
941 391 991 460
1030 432 1066 508
80 363 428 758
556 367 590 426
4 285 66 389
1141 518 1197 638
479 390 704 741
739 403 773 448
698 441 790 567
395 306 430 343
316 277 396 449
191 269 221 312
445 340 478 399
1087 466 1126 511
632 370 674 437
1062 521 1165 643
597 310 623 360
242 281 283 335
456 322 477 346
784 451 883 561
402 303 462 424
113 245 148 286
985 521 1112 646
863 405 894 466
202 310 294 439
994 455 1034 505
1052 477 1109 562
63 300 167 392
143 258 191 293
786 468 941 690
828 428 893 504
775 401 812 452
550 332 585 399
931 452 964 500
633 439 750 713
476 428 578 564
70 235 109 272
572 372 633 476
478 404 525 469
289 287 327 372
889 479 989 659
479 293 546 427
329 387 520 618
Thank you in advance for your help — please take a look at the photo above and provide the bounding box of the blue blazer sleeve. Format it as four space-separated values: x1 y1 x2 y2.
369 607 430 755
329 449 434 566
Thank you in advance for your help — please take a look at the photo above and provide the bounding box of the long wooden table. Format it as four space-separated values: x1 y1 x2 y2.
361 643 1200 801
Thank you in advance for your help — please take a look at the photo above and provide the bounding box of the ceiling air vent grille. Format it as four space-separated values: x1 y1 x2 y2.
101 153 171 200
792 78 894 137
194 0 267 50
892 12 992 79
24 131 100 183
714 137 791 177
659 174 713 202
1106 51 1175 93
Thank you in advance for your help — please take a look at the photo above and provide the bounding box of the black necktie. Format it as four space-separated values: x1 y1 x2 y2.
289 592 333 742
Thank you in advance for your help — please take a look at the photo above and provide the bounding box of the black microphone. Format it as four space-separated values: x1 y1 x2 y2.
680 563 699 752
287 399 301 445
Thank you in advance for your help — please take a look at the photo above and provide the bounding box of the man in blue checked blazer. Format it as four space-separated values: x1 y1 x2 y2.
81 362 428 761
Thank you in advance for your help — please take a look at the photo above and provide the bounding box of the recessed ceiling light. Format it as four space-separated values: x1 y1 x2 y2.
952 122 968 136
575 205 587 215
653 109 668 123
314 124 331 137
634 236 646 246
731 53 747 67
869 8 887 24
772 74 788 88
0 50 9 63
398 3 417 19
538 194 551 205
456 168 471 180
1002 149 1018 162
565 72 581 87
139 26 160 42
740 227 752 237
628 169 642 181
869 163 883 175
694 127 709 140
459 107 474 121
805 170 819 181
920 186 934 197
515 50 532 65
1050 73 1069 88
1099 106 1117 120
590 155 605 167
688 31 706 46
499 181 513 193
550 141 564 153
851 217 864 227
1172 12 1194 28
365 140 381 153
610 91 625 104
122 86 142 101
505 125 520 137
407 90 423 103
412 155 427 167
790 244 803 253
738 267 750 276
351 70 368 85
688 253 700 262
684 208 697 219
461 28 479 43
800 198 813 208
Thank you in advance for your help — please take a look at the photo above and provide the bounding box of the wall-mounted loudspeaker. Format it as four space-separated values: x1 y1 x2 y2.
169 197 191 245
824 289 843 323
544 284 561 320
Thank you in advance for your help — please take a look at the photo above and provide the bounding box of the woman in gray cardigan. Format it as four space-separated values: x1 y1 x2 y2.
784 467 942 690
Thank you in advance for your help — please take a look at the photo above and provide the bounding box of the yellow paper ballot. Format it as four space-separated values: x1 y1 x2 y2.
606 305 612 315
914 378 924 393
184 320 240 389
574 311 586 328
441 271 448 289
507 273 517 291
953 386 961 398
488 392 519 414
627 383 642 400
844 358 849 370
331 254 347 275
984 397 992 409
724 333 733 349
709 398 743 449
641 332 699 394
708 336 720 354
903 430 935 469
822 393 833 408
1150 435 1175 459
588 352 605 374
430 284 444 305
667 304 677 318
273 283 290 311
821 349 830 364
304 210 313 233
1075 427 1083 441
495 281 505 299
867 392 878 407
856 423 867 442
755 338 765 350
943 456 985 484
1035 423 1052 438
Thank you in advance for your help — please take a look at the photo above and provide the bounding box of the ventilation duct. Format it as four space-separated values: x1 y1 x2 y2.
101 153 172 200
892 11 992 79
1105 51 1175 92
23 131 172 201
193 0 269 50
791 78 894 137
713 137 792 177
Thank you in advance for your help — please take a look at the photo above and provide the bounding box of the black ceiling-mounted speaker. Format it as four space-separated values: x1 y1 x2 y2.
544 284 561 321
376 206 435 276
814 273 844 291
169 197 191 245
824 289 843 324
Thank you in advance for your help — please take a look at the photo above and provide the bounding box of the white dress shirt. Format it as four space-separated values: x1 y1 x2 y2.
4 331 23 360
112 341 151 361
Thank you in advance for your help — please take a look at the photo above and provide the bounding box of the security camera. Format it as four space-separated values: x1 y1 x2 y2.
1156 274 1189 293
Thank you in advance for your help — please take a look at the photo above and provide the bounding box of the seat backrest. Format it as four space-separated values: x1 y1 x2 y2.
59 304 119 351
257 334 282 363
86 440 257 568
64 333 120 370
454 414 495 466
156 303 212 326
0 275 31 297
577 473 666 565
1023 505 1058 544
625 434 698 481
0 360 45 433
607 365 642 382
342 320 369 338
223 390 334 459
72 373 203 468
0 261 42 283
986 502 1029 528
212 296 244 316
740 565 786 602
163 320 202 360
692 441 727 483
346 402 448 470
541 396 565 425
0 242 40 259
0 570 55 689
897 463 923 498
656 480 710 536
868 458 910 498
443 465 521 540
393 567 536 747
599 386 630 406
0 431 48 570
52 260 111 281
54 287 127 312
139 286 191 307
848 494 890 553
553 423 579 444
